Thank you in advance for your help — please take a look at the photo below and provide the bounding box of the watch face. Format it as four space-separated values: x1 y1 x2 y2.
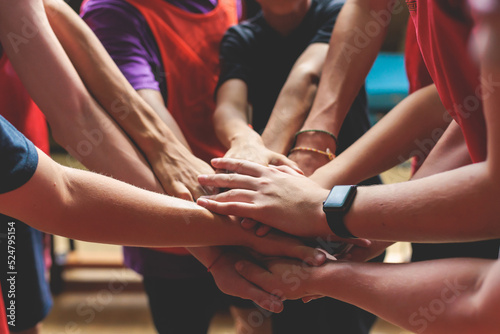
323 185 357 211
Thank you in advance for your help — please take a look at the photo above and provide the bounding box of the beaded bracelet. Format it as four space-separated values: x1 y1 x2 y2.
289 147 336 160
295 129 338 146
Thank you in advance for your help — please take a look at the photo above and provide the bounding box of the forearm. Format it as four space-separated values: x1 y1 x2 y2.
301 0 395 136
0 0 160 190
214 79 262 148
262 44 327 154
311 84 449 187
215 107 261 149
43 0 190 162
345 162 500 242
0 151 257 248
311 259 493 333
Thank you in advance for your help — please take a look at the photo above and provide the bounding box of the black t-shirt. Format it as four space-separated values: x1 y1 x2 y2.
0 115 38 194
218 0 343 130
218 0 373 155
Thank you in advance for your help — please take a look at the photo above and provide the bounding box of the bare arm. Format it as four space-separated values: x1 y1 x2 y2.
43 0 215 200
0 149 326 260
296 0 395 149
0 0 312 310
236 257 500 333
261 43 329 155
310 84 449 187
0 0 160 191
136 89 190 149
213 79 297 168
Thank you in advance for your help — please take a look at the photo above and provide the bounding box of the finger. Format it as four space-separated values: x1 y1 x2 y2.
348 238 372 248
162 180 194 202
198 173 258 190
241 218 258 230
255 224 272 237
199 189 255 203
285 245 326 267
235 260 273 287
269 164 303 176
210 158 267 177
227 274 284 313
270 156 304 175
302 295 323 303
197 197 255 218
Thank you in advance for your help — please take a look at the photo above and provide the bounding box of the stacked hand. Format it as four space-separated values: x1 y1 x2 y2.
197 158 366 245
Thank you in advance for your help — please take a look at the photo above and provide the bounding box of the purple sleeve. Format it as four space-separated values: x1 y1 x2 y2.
81 0 161 92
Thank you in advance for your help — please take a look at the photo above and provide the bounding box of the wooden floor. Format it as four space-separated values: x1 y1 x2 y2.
40 157 414 334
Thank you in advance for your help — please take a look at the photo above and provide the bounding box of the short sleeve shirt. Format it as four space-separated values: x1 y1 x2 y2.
217 0 345 132
0 115 38 194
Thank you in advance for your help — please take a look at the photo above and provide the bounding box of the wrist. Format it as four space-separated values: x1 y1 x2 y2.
230 130 264 147
308 261 352 296
315 188 336 237
294 130 338 152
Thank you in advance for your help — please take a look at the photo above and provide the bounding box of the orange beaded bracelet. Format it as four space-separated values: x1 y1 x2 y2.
289 147 336 160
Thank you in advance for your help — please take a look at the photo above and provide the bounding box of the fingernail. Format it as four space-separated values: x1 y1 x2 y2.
314 252 326 265
273 300 284 313
235 261 245 271
197 198 208 206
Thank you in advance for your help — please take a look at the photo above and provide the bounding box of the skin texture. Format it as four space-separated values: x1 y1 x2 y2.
291 0 396 173
235 257 500 334
213 1 327 172
43 0 215 201
199 1 500 330
0 0 327 312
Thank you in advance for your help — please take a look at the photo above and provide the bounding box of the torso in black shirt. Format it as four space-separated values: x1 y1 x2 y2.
218 0 345 133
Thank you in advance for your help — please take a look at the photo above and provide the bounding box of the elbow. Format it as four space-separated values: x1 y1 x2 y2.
293 63 321 87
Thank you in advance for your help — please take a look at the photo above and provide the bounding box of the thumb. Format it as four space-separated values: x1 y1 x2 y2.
162 180 194 202
302 295 323 303
270 156 304 175
286 245 326 267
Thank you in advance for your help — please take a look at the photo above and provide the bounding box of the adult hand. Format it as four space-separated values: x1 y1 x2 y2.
234 257 325 301
288 130 337 176
225 137 301 172
337 241 393 262
210 251 285 312
153 143 216 201
197 158 368 248
197 158 329 237
242 230 327 267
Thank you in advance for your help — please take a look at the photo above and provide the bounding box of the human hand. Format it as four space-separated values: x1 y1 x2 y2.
234 257 327 301
197 158 330 237
241 230 327 267
197 159 367 248
239 164 306 237
337 241 393 262
152 143 216 201
225 137 301 172
288 130 337 176
209 250 285 313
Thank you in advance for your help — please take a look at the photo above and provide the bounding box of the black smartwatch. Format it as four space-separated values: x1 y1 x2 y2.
322 185 358 239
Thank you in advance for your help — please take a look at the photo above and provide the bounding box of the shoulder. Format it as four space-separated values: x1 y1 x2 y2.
82 0 146 29
223 14 265 46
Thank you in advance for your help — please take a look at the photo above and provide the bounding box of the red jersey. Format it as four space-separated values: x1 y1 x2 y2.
408 0 486 162
0 52 49 154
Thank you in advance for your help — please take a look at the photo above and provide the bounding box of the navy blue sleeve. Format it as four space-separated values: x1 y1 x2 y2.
0 115 38 194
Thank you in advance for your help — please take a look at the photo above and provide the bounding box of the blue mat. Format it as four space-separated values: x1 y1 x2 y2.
366 52 409 114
